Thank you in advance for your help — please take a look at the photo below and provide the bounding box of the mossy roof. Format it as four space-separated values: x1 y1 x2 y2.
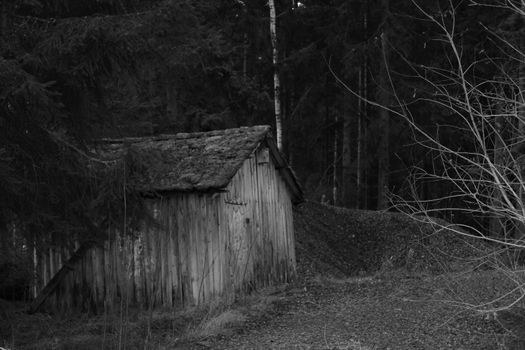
101 125 303 202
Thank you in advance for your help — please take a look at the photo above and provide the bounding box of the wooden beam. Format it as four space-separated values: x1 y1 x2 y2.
28 242 93 314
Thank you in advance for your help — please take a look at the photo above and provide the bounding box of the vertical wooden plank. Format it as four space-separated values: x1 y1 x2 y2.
84 248 91 311
149 202 155 307
169 197 180 307
225 194 231 299
252 156 262 288
190 194 200 304
156 202 162 306
175 195 184 306
151 201 159 307
128 234 135 305
272 162 281 281
104 236 110 307
199 195 208 304
185 195 194 304
98 245 103 308
253 155 263 288
141 224 147 307
43 250 49 288
210 196 219 296
164 199 170 307
164 198 171 306
194 195 202 304
49 248 56 280
244 160 253 290
172 204 177 307
246 158 254 289
262 151 271 285
112 229 119 309
133 231 141 306
204 197 212 299
91 247 97 305
200 195 209 303
160 199 167 306
179 194 192 306
165 199 172 307
158 201 166 306
267 158 275 283
217 193 226 299
254 150 264 287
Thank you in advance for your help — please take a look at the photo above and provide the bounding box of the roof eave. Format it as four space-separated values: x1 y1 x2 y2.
264 137 304 204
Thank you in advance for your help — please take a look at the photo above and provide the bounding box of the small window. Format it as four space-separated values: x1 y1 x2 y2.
258 148 270 164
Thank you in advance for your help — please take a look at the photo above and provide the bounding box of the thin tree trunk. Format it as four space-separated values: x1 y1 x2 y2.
166 77 180 131
490 109 505 237
376 0 391 210
518 29 525 136
342 97 352 207
269 0 282 150
0 0 7 37
357 70 364 209
333 114 339 206
324 99 329 182
243 32 248 81
359 0 369 210
33 233 38 299
282 79 288 156
512 29 525 239
363 61 369 209
241 2 248 81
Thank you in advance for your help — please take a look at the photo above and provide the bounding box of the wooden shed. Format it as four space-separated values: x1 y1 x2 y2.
31 125 302 313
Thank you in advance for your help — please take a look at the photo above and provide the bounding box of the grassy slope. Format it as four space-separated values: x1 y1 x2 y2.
294 201 487 278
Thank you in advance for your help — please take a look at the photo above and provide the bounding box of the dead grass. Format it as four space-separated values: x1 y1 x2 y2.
188 310 246 339
2 269 522 349
0 284 289 350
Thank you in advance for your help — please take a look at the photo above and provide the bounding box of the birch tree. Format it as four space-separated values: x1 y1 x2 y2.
268 0 282 150
376 0 391 210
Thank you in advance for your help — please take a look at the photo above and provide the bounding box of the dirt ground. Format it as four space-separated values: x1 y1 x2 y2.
2 269 519 350
175 270 510 350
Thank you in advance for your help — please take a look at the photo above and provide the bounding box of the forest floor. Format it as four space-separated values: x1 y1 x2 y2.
186 271 510 350
2 202 525 349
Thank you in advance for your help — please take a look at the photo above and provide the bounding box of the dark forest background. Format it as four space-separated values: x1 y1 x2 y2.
0 0 524 250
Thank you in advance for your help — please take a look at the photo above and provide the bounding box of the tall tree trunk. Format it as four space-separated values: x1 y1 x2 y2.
0 0 7 37
269 0 282 150
166 75 182 132
358 0 369 210
324 98 329 184
241 3 248 82
341 96 352 207
357 70 364 209
243 32 248 81
376 0 391 210
333 114 339 206
518 24 525 140
513 26 525 239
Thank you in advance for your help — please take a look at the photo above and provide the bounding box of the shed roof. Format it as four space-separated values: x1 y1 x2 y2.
101 126 303 202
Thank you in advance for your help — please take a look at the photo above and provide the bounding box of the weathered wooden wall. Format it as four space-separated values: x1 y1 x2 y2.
35 144 296 313
224 145 296 293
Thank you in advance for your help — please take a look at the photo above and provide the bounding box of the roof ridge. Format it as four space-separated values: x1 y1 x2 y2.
169 125 270 141
101 125 270 144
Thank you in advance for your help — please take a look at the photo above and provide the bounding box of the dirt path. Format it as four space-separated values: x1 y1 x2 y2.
185 273 504 350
